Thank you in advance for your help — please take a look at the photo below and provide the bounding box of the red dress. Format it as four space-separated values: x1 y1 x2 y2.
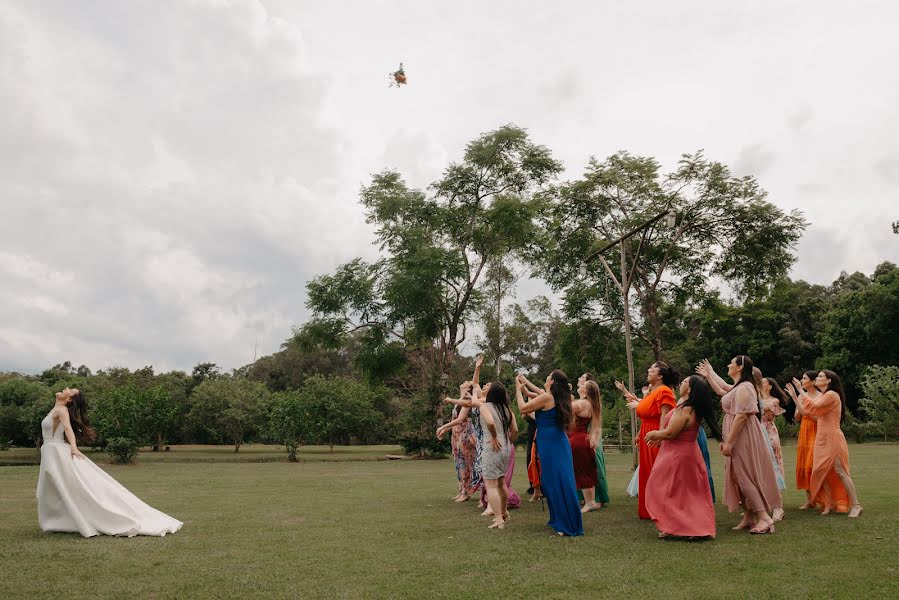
636 386 677 519
568 416 599 489
645 409 716 537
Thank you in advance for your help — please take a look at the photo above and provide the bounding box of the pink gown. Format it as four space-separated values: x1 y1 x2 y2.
645 409 716 538
721 382 782 513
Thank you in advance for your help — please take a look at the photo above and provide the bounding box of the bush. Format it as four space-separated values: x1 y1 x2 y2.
269 390 305 462
104 437 140 464
859 365 899 441
0 437 11 451
399 430 450 458
843 414 883 444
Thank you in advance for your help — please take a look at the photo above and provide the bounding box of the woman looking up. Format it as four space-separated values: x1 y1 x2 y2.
570 379 603 513
792 371 862 517
644 375 721 539
616 361 678 520
515 370 584 536
715 355 781 534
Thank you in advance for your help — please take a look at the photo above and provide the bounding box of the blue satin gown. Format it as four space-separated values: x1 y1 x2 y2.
535 408 584 536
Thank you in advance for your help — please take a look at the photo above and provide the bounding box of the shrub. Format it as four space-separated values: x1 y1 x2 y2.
399 430 450 458
104 437 140 464
843 414 883 444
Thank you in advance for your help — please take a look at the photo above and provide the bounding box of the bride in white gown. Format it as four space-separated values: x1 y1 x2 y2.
37 387 182 537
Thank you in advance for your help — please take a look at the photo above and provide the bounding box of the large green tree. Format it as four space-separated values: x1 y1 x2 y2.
540 150 807 383
817 262 899 407
303 125 562 441
187 378 270 452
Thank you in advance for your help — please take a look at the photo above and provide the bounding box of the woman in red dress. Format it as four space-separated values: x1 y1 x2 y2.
617 361 678 519
569 380 603 513
645 375 721 539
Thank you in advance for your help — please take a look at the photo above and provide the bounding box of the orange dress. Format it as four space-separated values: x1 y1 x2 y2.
635 386 677 519
795 408 817 490
802 392 852 512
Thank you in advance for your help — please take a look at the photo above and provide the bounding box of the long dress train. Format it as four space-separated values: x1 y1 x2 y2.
37 412 182 538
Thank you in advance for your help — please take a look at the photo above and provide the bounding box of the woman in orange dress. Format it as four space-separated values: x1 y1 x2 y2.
792 370 862 517
788 370 820 509
616 362 678 520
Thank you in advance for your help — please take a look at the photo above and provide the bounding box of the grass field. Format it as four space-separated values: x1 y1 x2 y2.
1 443 897 600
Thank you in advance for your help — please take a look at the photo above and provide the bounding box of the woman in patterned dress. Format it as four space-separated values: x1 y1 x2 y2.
760 377 787 480
437 404 480 501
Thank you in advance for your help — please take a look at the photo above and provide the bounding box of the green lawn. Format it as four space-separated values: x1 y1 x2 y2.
0 444 403 466
1 443 897 600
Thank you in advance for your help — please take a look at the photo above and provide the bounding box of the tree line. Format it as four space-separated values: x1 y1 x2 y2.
1 124 897 459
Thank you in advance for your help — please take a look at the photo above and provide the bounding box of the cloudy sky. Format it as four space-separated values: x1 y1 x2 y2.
1 0 897 374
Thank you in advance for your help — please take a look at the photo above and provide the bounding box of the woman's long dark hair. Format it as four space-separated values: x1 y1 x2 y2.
802 370 819 389
734 355 762 420
549 369 573 430
764 377 788 409
583 380 603 438
485 382 512 439
652 361 681 388
682 375 722 440
67 390 96 444
819 370 847 423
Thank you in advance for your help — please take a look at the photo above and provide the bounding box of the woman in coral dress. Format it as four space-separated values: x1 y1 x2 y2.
788 370 821 509
793 370 863 517
644 375 721 539
617 362 678 520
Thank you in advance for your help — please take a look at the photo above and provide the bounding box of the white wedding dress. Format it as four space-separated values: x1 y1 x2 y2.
37 411 183 537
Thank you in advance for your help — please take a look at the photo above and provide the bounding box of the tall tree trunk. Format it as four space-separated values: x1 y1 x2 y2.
495 272 502 378
621 241 639 470
643 296 663 361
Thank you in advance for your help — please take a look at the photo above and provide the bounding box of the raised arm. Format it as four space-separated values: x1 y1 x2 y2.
518 373 543 395
801 390 840 418
516 380 550 415
697 359 732 395
472 355 483 388
437 406 470 439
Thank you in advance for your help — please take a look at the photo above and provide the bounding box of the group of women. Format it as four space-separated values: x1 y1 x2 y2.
440 354 863 538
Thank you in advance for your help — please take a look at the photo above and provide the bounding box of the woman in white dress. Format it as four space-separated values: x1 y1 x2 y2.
37 387 183 538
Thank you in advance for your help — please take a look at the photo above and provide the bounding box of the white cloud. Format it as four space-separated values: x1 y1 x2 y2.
2 0 898 373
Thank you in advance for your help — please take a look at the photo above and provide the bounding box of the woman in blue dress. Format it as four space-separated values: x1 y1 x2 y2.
515 370 584 536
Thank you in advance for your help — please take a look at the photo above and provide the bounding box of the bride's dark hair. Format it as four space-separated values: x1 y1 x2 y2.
67 390 96 444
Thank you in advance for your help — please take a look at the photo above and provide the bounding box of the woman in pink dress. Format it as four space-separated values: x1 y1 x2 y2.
644 375 721 539
713 355 782 534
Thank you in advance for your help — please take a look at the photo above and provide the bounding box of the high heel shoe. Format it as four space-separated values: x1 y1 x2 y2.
750 519 775 534
732 520 754 531
848 504 863 518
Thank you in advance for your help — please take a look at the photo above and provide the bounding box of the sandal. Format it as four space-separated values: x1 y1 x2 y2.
848 505 863 518
750 520 775 534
